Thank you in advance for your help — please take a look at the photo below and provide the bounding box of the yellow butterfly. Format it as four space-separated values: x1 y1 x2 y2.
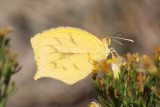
30 27 110 85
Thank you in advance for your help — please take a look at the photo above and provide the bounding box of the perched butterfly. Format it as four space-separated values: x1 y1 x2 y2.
31 27 131 85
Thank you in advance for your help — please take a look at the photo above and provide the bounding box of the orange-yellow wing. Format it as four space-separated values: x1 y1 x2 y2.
31 27 110 85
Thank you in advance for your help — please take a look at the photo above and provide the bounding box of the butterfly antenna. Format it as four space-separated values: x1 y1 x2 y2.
110 32 134 42
109 36 134 43
112 39 126 47
113 32 124 38
112 39 130 51
106 33 133 51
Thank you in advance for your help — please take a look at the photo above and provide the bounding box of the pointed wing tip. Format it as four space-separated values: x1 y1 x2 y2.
34 75 39 81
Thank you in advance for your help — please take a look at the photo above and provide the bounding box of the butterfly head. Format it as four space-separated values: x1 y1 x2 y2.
102 38 111 46
101 38 111 58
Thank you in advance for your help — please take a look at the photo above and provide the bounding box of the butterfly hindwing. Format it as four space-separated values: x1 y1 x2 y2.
31 27 109 84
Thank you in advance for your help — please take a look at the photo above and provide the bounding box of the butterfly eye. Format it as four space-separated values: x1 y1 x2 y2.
105 38 111 45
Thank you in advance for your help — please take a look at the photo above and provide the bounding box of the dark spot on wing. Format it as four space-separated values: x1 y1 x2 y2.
73 63 79 70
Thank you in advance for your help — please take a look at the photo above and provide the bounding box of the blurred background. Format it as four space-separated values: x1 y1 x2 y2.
0 0 160 107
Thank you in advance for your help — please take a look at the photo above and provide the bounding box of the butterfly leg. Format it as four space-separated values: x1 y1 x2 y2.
109 47 119 58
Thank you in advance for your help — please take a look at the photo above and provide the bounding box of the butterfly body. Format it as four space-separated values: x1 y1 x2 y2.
31 27 110 85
